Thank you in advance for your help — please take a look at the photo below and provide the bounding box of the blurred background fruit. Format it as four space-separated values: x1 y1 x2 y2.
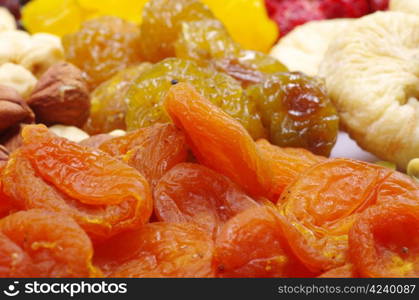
0 0 20 19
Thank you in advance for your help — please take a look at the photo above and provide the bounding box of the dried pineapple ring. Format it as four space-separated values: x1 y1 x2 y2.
390 0 419 15
319 12 419 170
0 7 16 32
270 19 352 76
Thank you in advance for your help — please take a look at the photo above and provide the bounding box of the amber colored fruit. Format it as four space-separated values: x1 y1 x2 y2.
0 209 97 277
0 164 15 218
164 82 272 199
256 139 326 198
2 125 152 241
63 16 143 89
247 72 339 156
175 19 287 86
317 264 357 278
154 163 258 237
349 203 419 277
84 63 153 135
278 158 416 273
376 171 419 206
122 123 188 189
139 0 214 62
126 58 266 140
94 222 214 278
213 206 313 277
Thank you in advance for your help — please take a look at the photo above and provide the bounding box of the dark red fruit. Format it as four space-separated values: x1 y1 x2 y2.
368 0 389 12
0 0 20 19
320 0 370 18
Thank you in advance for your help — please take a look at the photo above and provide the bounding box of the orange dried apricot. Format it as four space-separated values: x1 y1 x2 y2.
317 264 357 278
213 206 313 277
0 209 97 277
2 125 152 241
349 203 419 277
154 163 258 237
94 222 214 278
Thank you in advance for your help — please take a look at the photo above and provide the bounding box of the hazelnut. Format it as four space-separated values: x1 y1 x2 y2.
0 145 8 162
27 62 90 127
0 85 34 134
0 123 25 153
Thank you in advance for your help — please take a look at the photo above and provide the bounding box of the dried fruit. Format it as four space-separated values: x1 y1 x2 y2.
139 0 214 62
27 62 90 127
317 264 357 278
247 72 339 156
126 58 266 140
62 16 143 89
164 82 272 199
94 222 214 278
2 125 152 240
0 209 97 277
214 206 313 277
349 203 419 277
84 63 153 135
154 163 258 237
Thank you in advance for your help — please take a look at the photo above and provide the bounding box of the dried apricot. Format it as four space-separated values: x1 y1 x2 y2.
317 264 357 278
0 209 97 277
214 206 313 277
278 158 415 273
247 72 339 156
84 63 153 135
62 16 143 89
126 58 265 140
2 125 152 240
164 82 272 199
139 0 214 62
154 163 258 237
94 222 214 278
349 203 419 277
0 164 14 218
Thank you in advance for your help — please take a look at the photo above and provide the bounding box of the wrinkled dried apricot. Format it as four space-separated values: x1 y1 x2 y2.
154 163 258 237
214 206 313 277
2 125 152 241
84 63 153 135
126 58 265 140
0 209 97 277
247 72 339 156
63 16 143 89
349 203 419 277
0 164 14 218
317 264 357 278
278 158 416 273
164 82 272 199
139 0 214 62
94 222 214 278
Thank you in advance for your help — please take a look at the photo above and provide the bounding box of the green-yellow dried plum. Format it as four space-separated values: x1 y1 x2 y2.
84 63 153 135
63 16 143 89
126 58 266 140
247 72 339 156
140 0 214 62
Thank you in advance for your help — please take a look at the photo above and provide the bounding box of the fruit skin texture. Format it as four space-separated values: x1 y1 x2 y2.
278 158 418 273
62 16 143 90
349 203 419 277
84 63 153 135
164 82 272 200
94 222 214 278
126 58 266 140
213 206 313 277
247 72 339 157
201 0 278 53
2 125 153 241
139 0 214 62
0 209 97 277
154 163 259 238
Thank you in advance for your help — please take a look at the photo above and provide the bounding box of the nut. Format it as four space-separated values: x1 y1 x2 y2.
0 85 34 134
49 125 89 143
0 145 9 162
28 62 91 127
0 7 16 32
0 63 37 97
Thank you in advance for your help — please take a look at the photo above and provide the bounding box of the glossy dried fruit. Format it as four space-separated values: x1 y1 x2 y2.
214 206 313 277
0 209 97 277
247 72 339 156
317 264 357 278
94 222 214 278
63 16 143 89
84 63 153 135
2 125 152 240
278 158 417 273
139 0 214 62
164 82 272 199
126 58 265 140
154 163 258 237
349 203 419 277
